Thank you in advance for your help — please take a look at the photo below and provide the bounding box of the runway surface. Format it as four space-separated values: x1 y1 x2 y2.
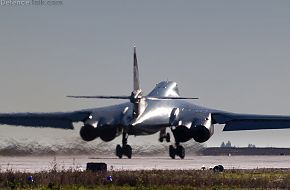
1 155 290 172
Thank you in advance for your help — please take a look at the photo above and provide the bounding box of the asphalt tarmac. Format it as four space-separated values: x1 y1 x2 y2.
1 155 290 172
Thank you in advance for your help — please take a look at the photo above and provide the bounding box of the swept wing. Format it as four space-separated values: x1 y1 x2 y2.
212 112 290 131
0 111 91 129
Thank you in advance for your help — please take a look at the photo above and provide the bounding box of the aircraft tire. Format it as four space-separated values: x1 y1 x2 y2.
124 145 132 159
176 145 185 159
116 144 122 159
166 133 170 142
169 145 175 159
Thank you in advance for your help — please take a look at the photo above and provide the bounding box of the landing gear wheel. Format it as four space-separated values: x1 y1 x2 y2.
169 144 185 159
169 145 175 159
166 133 170 142
124 145 132 159
176 145 185 159
116 144 122 159
115 131 133 159
115 144 132 159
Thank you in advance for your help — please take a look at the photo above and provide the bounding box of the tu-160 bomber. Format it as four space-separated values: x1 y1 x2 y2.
1 48 290 159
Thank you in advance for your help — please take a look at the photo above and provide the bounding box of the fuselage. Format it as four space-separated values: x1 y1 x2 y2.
84 81 214 137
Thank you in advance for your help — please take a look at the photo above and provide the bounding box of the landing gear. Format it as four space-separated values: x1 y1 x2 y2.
116 145 123 158
115 131 132 159
168 127 186 159
169 143 185 159
116 144 132 159
166 133 170 142
176 144 185 159
169 145 175 159
159 129 171 143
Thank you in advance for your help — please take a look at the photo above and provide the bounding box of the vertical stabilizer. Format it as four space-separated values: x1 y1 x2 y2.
131 47 143 118
133 47 140 91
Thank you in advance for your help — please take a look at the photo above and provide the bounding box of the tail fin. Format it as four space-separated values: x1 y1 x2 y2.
133 47 140 91
67 47 198 101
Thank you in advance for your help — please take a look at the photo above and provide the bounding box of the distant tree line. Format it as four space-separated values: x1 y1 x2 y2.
247 144 256 148
220 141 232 148
220 141 256 148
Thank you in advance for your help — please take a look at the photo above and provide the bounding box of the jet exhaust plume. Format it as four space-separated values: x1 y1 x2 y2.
0 135 204 156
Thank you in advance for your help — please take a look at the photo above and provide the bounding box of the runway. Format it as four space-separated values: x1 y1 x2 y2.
1 155 290 172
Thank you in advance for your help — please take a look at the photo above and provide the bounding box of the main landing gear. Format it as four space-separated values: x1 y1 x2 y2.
159 129 185 159
116 131 132 159
168 127 186 159
169 143 185 159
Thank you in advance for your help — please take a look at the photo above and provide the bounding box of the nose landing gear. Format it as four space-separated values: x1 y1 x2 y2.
159 129 171 143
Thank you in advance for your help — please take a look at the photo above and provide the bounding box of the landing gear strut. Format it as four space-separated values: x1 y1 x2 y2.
159 129 170 142
169 142 185 159
116 131 132 159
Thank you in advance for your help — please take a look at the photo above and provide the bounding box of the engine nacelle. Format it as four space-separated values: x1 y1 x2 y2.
80 125 99 141
171 125 192 143
191 125 213 143
80 123 121 142
191 113 214 143
98 125 120 142
80 122 121 142
172 112 214 143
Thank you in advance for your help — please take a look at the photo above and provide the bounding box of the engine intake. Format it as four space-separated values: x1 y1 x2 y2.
80 122 121 142
80 125 99 141
191 113 214 143
98 125 119 142
191 125 212 143
172 125 192 143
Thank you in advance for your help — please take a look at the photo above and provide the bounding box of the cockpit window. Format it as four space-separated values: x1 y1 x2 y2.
157 82 167 89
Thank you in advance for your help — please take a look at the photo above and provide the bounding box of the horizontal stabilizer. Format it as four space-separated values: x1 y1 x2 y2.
146 96 199 100
67 95 198 100
67 95 130 99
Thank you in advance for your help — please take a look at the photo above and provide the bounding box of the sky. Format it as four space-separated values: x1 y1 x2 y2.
0 0 290 149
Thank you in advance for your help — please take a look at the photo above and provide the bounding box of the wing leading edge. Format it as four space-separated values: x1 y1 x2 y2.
0 111 91 129
212 112 290 131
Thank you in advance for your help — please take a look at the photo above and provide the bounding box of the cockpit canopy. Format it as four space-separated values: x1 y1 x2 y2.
148 81 180 97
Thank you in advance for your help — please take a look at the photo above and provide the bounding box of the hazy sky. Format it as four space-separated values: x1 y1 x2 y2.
0 0 290 148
